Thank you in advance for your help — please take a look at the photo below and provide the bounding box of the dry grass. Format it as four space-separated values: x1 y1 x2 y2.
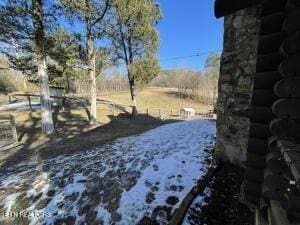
0 87 212 166
103 87 212 114
0 88 212 141
0 93 8 105
0 108 177 167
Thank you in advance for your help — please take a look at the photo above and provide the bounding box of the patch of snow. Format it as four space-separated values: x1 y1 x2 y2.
96 206 112 224
0 120 216 225
1 193 21 213
0 102 40 110
63 173 87 196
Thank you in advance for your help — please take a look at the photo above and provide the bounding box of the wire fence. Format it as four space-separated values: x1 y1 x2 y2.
4 92 214 120
95 102 214 120
0 115 18 148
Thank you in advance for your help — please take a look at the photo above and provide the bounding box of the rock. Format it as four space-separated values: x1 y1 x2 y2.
178 185 184 192
111 212 122 222
151 186 159 192
169 185 178 192
166 196 179 205
47 190 56 197
152 164 159 171
150 206 173 224
138 216 159 225
145 180 153 188
216 5 261 167
146 192 156 204
54 216 75 225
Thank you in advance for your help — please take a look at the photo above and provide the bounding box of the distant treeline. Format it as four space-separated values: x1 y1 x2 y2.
150 69 216 105
151 53 220 106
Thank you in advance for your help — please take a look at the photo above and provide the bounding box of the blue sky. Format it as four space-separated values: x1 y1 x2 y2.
157 0 224 71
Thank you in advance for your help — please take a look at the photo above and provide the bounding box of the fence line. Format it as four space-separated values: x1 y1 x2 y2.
94 103 214 119
0 114 18 148
4 93 214 122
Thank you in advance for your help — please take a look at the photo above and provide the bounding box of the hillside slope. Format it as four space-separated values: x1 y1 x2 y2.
104 87 212 113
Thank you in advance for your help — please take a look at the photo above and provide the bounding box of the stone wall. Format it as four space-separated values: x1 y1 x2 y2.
215 5 261 167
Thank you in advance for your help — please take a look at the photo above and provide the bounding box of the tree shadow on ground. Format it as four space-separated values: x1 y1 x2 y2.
0 87 14 95
0 106 90 170
0 109 180 171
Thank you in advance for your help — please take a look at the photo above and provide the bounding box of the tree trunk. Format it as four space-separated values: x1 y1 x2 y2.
22 72 27 91
33 0 54 134
39 54 54 134
129 79 138 117
213 83 217 106
87 31 97 124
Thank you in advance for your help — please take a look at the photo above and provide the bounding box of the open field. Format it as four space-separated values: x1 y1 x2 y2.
104 87 212 114
0 87 212 113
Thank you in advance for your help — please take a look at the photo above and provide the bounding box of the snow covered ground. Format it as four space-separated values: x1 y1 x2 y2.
0 120 215 225
0 102 41 111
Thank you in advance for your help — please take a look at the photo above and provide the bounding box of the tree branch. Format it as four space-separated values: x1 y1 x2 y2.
91 0 110 27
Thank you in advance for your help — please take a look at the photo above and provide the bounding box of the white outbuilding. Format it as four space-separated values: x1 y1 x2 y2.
180 108 196 119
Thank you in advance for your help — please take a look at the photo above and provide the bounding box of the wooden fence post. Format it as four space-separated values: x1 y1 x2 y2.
10 115 18 142
27 96 32 110
62 97 66 112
